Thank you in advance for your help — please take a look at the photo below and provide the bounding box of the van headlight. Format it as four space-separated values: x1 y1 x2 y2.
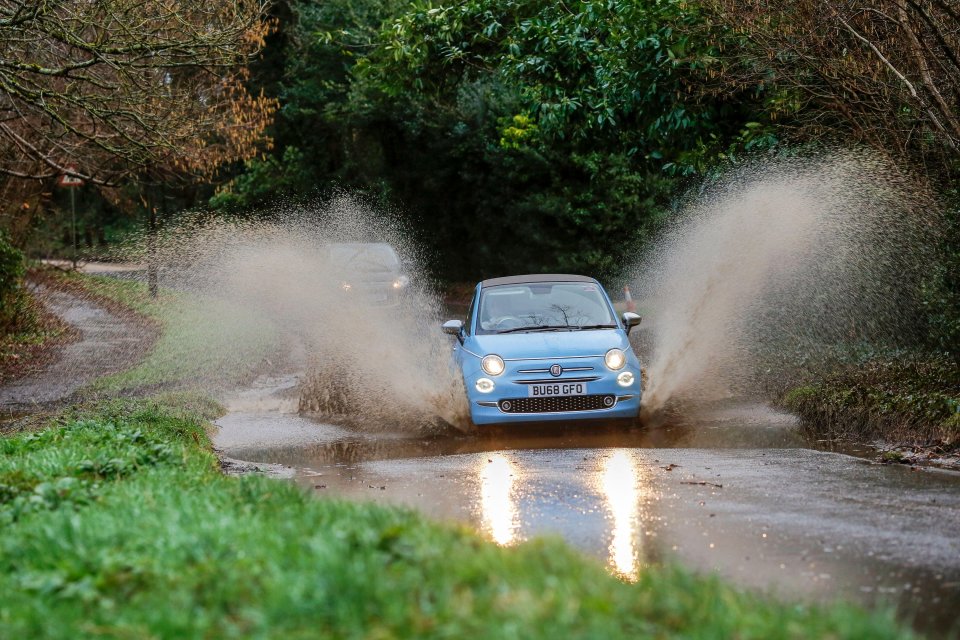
481 354 505 376
605 348 626 371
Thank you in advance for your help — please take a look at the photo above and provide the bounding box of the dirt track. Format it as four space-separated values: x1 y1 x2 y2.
0 283 152 414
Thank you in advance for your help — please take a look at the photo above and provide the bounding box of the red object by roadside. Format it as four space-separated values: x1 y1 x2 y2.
623 285 636 312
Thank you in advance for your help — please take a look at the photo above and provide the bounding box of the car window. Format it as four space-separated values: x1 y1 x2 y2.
477 282 615 334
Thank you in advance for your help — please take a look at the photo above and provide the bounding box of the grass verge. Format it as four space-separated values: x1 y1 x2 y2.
44 269 277 395
0 393 914 639
780 353 960 452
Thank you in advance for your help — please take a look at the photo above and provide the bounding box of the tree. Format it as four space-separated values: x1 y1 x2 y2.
215 0 778 278
0 0 277 186
355 0 755 174
337 0 773 276
703 0 960 354
705 0 960 170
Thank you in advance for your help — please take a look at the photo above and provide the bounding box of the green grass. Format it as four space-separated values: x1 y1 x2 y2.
51 271 278 394
0 394 914 639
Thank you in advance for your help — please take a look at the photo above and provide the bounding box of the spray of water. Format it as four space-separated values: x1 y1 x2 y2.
125 195 468 432
102 151 937 430
632 151 938 413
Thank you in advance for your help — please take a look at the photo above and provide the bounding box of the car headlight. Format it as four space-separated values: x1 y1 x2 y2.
481 354 505 376
475 378 495 393
392 275 410 289
605 348 626 371
617 371 635 387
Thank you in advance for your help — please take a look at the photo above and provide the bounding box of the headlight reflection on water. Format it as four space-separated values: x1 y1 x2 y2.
479 453 519 546
600 450 643 581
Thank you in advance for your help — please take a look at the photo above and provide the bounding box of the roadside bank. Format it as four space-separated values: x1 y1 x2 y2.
0 276 77 387
780 354 960 469
36 269 277 396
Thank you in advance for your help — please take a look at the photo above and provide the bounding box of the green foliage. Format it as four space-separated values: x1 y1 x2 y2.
213 0 775 279
782 354 960 444
210 147 314 210
499 113 538 149
211 0 410 208
338 0 776 277
921 188 960 357
359 0 762 170
0 395 913 639
211 0 955 343
0 229 26 331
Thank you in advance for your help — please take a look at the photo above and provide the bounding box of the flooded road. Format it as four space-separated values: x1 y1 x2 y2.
215 374 960 637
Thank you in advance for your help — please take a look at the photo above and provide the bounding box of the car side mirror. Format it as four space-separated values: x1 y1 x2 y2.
442 319 464 336
622 312 642 335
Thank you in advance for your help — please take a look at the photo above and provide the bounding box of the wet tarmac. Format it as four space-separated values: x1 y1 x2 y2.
215 374 960 637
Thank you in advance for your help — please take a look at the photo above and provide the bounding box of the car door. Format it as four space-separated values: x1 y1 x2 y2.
451 285 479 371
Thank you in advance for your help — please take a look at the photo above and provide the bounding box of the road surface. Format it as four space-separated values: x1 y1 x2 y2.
215 373 960 637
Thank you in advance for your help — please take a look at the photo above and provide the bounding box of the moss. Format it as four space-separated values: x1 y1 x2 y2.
941 411 960 444
781 385 817 408
880 450 905 463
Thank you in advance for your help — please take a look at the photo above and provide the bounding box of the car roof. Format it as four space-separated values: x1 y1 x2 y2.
480 274 597 288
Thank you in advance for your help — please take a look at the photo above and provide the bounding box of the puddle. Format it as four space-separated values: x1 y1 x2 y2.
214 378 960 637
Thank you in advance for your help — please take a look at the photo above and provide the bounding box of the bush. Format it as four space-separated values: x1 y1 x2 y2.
0 230 27 332
781 354 960 445
923 190 960 359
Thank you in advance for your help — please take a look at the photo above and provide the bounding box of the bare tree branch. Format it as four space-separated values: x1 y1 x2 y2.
705 0 960 171
0 0 277 184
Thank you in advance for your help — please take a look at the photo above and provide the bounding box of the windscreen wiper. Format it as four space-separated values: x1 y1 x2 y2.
495 325 574 334
574 324 618 330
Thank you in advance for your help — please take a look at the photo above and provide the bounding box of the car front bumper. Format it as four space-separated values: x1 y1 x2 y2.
470 392 641 425
465 361 642 425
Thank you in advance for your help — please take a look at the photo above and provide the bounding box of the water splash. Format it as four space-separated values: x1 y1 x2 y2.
632 151 938 413
123 195 469 432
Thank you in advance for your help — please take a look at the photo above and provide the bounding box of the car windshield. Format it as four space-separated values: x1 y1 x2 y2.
477 282 616 334
325 244 400 271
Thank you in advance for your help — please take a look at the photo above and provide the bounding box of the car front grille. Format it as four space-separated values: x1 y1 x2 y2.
498 394 616 414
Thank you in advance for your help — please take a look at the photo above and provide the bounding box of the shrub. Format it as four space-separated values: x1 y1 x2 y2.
0 230 26 332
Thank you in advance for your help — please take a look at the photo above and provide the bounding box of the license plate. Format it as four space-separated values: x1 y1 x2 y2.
528 382 588 397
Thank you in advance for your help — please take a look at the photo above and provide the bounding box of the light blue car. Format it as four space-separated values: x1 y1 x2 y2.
443 274 642 426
